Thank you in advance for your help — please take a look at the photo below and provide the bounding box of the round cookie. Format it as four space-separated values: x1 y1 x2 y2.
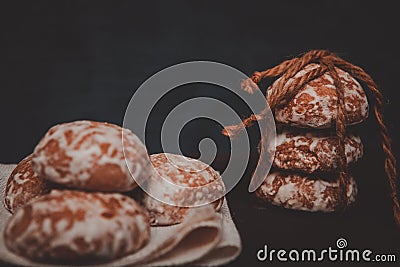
268 63 369 128
141 153 225 226
4 154 52 214
3 190 150 263
255 171 357 212
272 130 363 173
32 120 151 192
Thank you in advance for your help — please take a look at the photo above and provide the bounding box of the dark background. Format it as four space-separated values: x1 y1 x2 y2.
1 1 400 266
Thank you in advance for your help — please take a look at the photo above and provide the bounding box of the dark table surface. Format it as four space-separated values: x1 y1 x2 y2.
1 1 400 266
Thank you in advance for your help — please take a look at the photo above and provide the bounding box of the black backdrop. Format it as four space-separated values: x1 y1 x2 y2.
1 1 400 266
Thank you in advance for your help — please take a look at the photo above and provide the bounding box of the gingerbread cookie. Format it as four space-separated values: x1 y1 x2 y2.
255 171 357 212
32 120 151 192
4 154 52 213
3 190 150 263
269 63 369 128
141 153 225 226
272 129 363 173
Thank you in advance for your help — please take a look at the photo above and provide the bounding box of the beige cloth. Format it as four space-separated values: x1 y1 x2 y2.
0 164 241 267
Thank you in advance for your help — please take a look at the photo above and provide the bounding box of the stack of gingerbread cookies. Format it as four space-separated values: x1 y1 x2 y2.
256 63 368 212
3 120 225 264
4 121 153 263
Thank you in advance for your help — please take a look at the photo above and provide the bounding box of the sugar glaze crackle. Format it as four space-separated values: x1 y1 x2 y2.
32 121 151 192
3 190 150 262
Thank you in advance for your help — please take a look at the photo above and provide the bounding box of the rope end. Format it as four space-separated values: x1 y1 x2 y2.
241 78 258 94
221 128 230 137
222 125 243 138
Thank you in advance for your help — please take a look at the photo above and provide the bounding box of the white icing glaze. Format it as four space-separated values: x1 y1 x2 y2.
269 63 369 128
5 155 50 213
142 153 225 225
4 190 150 261
32 121 151 191
270 129 363 173
257 171 357 212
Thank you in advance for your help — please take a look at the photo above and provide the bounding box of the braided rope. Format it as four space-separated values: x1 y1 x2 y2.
321 60 349 208
225 50 400 227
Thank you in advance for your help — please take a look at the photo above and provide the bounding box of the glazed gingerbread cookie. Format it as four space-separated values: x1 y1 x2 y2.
272 129 363 173
4 154 52 213
3 190 150 263
32 120 151 192
141 153 225 226
268 63 369 128
256 171 357 212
